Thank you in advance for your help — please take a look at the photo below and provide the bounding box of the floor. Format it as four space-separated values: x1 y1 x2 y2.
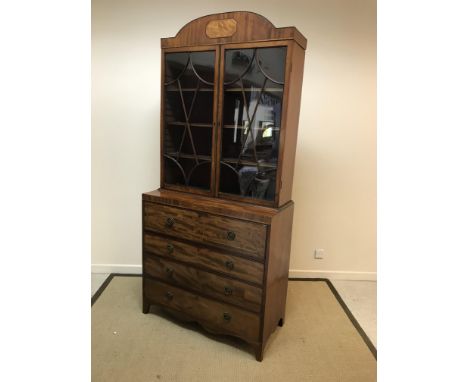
91 274 377 347
331 280 376 346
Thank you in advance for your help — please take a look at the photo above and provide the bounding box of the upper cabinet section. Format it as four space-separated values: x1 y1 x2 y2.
160 12 306 207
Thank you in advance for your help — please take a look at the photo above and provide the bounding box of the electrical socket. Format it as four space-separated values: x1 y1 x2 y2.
314 249 325 259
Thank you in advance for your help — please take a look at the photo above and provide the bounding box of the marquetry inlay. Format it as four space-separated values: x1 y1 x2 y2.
205 19 237 38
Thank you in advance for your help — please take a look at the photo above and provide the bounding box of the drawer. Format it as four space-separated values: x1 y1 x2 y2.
144 233 264 285
144 256 262 312
145 278 260 343
143 202 267 258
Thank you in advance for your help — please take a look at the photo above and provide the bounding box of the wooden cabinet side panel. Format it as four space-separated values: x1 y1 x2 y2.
277 43 305 206
261 202 294 344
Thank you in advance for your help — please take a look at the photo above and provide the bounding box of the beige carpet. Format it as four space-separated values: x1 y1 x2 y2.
92 276 376 382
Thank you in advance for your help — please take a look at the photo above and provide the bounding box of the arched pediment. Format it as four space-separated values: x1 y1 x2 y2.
161 11 307 49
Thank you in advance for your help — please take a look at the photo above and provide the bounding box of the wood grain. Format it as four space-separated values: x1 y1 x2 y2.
144 256 262 312
144 278 261 343
143 201 267 258
144 232 264 285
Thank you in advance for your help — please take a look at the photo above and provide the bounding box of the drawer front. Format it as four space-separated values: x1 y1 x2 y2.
145 278 260 342
143 202 267 258
144 233 264 285
144 256 262 312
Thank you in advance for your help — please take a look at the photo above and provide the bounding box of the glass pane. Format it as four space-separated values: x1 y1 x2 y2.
163 51 215 190
219 46 287 201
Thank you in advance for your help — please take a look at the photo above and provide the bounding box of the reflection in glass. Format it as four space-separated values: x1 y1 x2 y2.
163 51 215 190
219 47 287 201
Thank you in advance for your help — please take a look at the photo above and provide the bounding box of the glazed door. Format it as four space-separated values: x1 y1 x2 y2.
217 44 288 203
162 47 219 194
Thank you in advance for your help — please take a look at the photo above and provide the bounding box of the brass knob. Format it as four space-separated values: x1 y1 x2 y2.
227 231 236 241
224 286 233 296
165 217 175 228
225 260 234 270
165 267 174 277
164 291 173 301
166 244 174 254
223 312 231 322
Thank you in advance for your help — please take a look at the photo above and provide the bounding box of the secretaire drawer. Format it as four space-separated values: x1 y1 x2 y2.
144 278 260 343
143 202 267 258
144 233 264 285
144 256 262 312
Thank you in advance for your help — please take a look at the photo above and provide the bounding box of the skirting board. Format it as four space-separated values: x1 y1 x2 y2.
92 264 376 281
91 264 142 274
289 269 377 281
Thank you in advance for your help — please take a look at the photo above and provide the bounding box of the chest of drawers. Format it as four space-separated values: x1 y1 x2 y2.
142 189 294 361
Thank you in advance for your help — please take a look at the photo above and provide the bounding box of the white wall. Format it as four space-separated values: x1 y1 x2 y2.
92 0 376 279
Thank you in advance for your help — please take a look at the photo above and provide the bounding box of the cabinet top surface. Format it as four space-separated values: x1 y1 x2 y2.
161 11 307 50
143 189 293 224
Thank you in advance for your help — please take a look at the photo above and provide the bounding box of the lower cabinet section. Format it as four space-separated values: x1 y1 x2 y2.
142 189 295 361
144 278 260 343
